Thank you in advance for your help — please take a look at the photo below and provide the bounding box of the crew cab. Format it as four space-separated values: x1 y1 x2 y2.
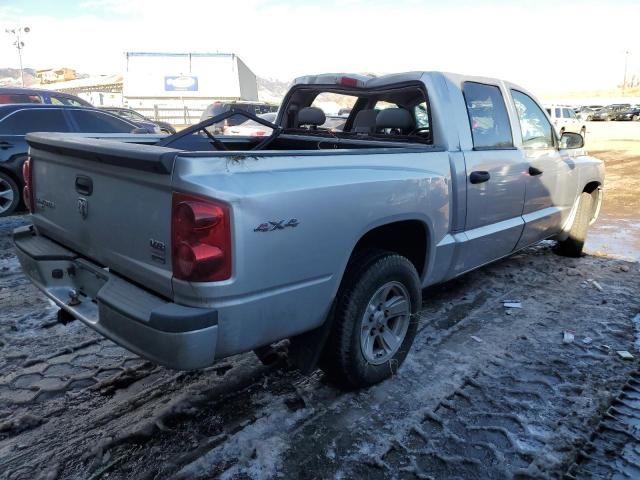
14 72 604 389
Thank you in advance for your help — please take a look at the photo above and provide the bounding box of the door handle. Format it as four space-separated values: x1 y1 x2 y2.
469 171 491 184
529 166 543 176
0 142 13 149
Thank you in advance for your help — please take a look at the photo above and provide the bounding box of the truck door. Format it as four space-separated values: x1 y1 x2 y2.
456 81 527 272
510 90 572 249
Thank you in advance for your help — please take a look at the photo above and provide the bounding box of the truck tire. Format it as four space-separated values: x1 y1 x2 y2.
555 191 594 257
321 250 421 389
0 171 20 217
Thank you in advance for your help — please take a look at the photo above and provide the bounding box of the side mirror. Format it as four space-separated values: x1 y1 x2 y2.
559 131 584 149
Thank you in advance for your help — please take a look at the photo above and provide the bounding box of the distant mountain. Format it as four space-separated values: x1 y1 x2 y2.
0 68 38 86
257 77 291 104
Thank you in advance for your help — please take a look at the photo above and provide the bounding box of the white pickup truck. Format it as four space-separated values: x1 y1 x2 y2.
14 72 604 389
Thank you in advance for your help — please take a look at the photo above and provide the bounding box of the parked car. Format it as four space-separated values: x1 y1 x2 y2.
223 112 277 136
613 107 640 121
15 71 603 389
0 104 155 216
575 106 597 121
0 87 92 107
101 107 176 134
200 101 278 132
590 106 617 121
545 105 586 136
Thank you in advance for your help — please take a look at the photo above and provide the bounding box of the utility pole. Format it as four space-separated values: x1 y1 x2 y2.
622 50 629 95
5 26 30 87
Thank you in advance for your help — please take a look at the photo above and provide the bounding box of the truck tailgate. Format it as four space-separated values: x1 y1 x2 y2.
26 133 179 299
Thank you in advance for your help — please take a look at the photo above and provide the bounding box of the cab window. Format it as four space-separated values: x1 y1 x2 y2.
511 90 555 149
462 82 513 149
69 110 134 133
0 109 71 135
312 93 358 127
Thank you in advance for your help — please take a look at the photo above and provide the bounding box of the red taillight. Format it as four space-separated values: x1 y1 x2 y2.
22 157 34 213
171 192 231 282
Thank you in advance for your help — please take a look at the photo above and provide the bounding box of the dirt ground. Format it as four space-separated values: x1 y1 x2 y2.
1 123 639 479
585 121 640 261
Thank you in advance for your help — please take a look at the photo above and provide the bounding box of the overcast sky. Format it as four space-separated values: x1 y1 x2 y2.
1 0 638 94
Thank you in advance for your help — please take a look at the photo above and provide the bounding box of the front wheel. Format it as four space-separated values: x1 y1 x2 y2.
320 251 421 389
580 126 586 139
0 172 20 217
555 191 594 257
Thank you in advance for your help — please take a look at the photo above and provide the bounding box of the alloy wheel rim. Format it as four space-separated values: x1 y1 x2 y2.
0 178 15 214
360 281 411 365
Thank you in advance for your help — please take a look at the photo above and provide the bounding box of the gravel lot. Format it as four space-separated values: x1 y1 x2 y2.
1 122 639 479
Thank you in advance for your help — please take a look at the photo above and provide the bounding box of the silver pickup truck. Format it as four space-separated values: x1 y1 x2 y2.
14 72 604 389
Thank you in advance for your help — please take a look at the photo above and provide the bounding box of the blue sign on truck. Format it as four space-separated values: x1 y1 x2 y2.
164 75 199 92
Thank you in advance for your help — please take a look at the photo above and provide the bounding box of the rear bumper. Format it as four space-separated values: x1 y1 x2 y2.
13 225 218 370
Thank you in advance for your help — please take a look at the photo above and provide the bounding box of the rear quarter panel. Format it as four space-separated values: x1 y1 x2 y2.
171 149 452 355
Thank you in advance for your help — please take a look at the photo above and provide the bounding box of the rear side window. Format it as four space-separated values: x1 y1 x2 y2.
69 110 134 133
562 108 572 118
0 109 71 135
463 82 513 149
555 108 561 118
511 90 555 149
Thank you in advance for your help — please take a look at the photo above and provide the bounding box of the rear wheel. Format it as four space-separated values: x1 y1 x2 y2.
320 251 421 389
555 191 594 257
0 172 20 217
580 126 586 138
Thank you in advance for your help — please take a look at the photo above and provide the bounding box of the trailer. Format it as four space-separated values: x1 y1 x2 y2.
123 52 259 126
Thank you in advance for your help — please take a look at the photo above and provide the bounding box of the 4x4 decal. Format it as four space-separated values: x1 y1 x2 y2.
254 219 299 232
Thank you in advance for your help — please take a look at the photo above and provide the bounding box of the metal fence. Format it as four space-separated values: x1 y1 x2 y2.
135 106 206 126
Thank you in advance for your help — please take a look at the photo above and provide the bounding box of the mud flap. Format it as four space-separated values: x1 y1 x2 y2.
288 300 337 374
